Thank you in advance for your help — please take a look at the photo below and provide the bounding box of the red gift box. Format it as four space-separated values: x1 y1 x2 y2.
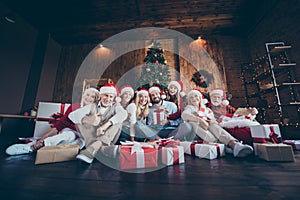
120 142 158 169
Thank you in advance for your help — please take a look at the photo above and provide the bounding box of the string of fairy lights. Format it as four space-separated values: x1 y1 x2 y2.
240 45 299 127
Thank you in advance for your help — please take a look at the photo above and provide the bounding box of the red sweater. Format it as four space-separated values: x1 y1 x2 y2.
167 95 185 120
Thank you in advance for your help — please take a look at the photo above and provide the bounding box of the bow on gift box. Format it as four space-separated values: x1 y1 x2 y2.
120 141 154 154
50 104 67 125
35 104 67 125
269 126 282 144
120 141 155 168
156 136 180 147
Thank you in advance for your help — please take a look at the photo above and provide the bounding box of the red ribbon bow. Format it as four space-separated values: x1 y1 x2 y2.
190 140 204 157
268 126 282 144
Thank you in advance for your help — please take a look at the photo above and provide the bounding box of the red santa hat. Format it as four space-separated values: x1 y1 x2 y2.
187 89 208 105
120 85 134 96
210 88 229 106
168 80 185 97
148 86 166 99
99 83 121 102
137 88 149 96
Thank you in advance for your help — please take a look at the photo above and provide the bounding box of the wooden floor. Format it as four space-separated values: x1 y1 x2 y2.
0 128 300 200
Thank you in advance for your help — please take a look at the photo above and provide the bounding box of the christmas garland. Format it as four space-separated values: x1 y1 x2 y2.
191 71 208 88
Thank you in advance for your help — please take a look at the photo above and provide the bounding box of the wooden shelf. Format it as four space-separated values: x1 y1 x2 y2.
278 63 296 67
242 42 300 125
281 82 300 86
290 102 300 105
270 45 292 53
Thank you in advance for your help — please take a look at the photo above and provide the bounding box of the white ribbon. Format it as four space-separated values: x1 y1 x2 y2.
120 141 154 168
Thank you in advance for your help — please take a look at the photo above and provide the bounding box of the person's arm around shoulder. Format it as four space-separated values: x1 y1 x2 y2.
181 105 209 130
106 103 128 125
68 104 93 124
96 104 128 136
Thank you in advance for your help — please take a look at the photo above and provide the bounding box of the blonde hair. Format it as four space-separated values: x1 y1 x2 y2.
81 87 100 106
135 93 150 120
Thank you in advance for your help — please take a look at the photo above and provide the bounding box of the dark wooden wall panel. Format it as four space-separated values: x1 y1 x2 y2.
53 38 234 103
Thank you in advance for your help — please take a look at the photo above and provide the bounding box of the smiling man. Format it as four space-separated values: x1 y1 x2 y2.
69 83 127 164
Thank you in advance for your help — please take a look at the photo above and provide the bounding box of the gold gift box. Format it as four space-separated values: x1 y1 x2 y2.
257 143 295 162
35 144 80 165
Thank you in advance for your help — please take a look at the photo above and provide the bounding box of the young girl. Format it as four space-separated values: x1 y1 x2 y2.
165 80 187 120
6 87 100 155
181 89 254 158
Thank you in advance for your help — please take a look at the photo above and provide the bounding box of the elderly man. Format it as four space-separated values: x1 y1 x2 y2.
69 83 127 164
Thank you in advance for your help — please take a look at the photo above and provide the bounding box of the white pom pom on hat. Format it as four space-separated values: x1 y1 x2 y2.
210 88 229 106
180 91 186 97
115 96 121 103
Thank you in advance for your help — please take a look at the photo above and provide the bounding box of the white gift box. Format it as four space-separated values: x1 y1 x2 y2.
250 124 282 155
34 102 70 137
161 145 185 166
180 141 225 160
283 140 300 151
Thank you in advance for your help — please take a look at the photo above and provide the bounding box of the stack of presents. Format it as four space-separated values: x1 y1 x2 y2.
32 101 298 168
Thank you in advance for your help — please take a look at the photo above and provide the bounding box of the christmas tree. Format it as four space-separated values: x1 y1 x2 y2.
136 42 171 90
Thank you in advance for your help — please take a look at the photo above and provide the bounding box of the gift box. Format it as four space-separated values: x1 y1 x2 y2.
34 102 70 137
256 143 295 162
120 142 158 169
161 145 184 166
283 140 300 151
180 141 225 160
250 124 282 155
152 109 166 125
35 144 79 165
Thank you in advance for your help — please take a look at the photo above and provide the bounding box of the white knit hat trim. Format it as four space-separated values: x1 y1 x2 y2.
99 86 117 95
137 90 149 96
120 87 134 96
210 89 223 97
148 86 161 94
83 87 99 96
168 81 181 91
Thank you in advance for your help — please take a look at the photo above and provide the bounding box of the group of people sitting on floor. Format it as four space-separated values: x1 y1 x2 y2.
6 80 260 164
